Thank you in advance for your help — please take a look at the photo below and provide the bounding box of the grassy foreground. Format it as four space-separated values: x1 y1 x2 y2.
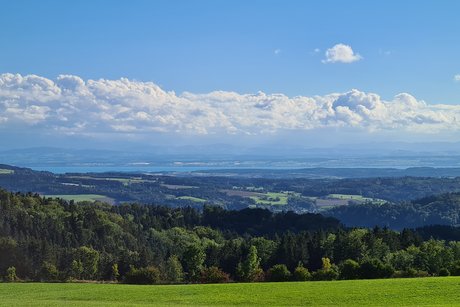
1 277 460 306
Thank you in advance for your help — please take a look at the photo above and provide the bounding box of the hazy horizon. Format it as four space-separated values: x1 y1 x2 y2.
2 1 460 157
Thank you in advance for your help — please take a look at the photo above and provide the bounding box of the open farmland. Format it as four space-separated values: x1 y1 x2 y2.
327 194 386 204
44 194 115 204
68 175 155 186
1 277 459 306
250 192 289 206
176 196 207 203
221 189 290 206
162 184 198 189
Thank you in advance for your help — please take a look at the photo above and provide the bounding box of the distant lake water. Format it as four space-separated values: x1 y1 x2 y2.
28 165 303 174
22 156 460 174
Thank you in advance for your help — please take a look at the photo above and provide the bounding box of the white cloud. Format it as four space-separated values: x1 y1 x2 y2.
0 73 459 139
274 49 281 55
322 43 362 64
454 74 460 82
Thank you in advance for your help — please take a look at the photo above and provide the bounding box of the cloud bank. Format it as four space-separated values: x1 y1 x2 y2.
323 44 362 63
0 73 459 140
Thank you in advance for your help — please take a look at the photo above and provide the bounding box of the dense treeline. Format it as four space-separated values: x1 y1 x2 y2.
1 189 460 284
328 193 460 229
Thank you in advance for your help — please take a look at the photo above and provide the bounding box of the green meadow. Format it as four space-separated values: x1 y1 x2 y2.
327 193 386 204
177 196 207 203
44 194 114 203
250 192 289 206
1 277 460 306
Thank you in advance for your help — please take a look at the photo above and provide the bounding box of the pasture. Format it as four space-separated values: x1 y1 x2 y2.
250 192 289 206
177 196 207 203
0 277 459 306
44 194 114 203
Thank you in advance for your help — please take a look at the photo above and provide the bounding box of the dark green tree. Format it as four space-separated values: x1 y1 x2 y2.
292 263 311 281
267 264 291 282
164 255 184 283
183 244 205 281
237 245 264 282
339 259 360 280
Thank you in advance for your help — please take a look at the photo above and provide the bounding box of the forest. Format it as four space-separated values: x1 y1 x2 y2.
327 193 460 229
1 188 460 284
2 164 460 230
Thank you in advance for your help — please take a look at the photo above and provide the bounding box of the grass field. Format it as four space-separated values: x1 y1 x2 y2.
327 193 386 204
315 194 387 211
67 176 155 186
1 277 460 306
44 194 114 203
162 184 198 190
177 196 207 203
221 189 289 206
250 192 289 206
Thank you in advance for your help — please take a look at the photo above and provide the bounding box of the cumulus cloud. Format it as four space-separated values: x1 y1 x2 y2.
454 74 460 82
322 43 362 63
0 73 459 139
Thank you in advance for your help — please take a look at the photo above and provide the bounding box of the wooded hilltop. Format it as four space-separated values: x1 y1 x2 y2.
1 189 460 284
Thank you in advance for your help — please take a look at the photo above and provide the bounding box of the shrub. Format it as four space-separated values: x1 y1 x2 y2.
5 266 17 282
110 263 120 281
292 263 311 281
124 266 161 284
438 268 450 276
40 262 59 281
267 264 291 282
339 259 360 280
449 261 460 276
359 258 394 279
200 266 231 283
312 257 339 281
312 267 339 281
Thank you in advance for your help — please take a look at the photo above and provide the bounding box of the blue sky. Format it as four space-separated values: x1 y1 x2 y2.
2 0 459 102
1 1 460 150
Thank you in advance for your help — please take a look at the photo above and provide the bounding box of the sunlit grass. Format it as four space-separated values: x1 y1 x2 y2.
1 277 459 306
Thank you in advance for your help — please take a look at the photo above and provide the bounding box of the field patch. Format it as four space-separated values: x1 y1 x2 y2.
67 175 155 186
250 192 289 206
327 194 385 203
315 194 387 211
220 189 263 197
162 184 198 190
44 194 114 204
0 168 14 174
221 190 296 206
0 277 459 306
176 196 207 203
316 198 350 208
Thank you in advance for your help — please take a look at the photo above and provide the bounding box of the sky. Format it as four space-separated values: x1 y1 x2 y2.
1 0 460 151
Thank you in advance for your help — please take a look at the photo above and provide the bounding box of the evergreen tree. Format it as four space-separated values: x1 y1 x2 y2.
165 255 184 283
237 245 264 282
